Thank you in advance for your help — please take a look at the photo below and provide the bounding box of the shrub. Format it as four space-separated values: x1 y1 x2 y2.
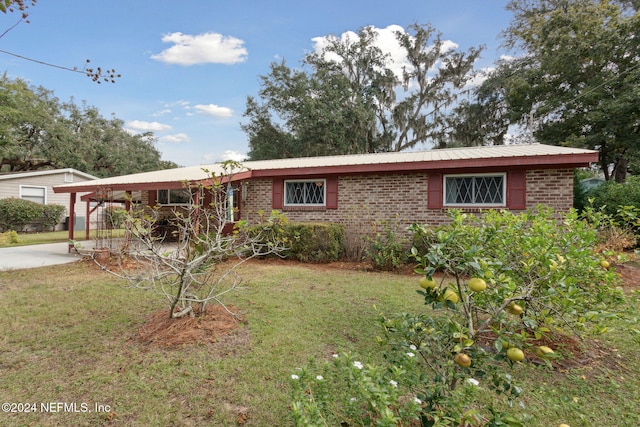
0 199 66 232
587 175 640 217
365 218 410 271
282 222 344 262
581 202 639 253
104 206 127 229
244 214 344 263
0 198 44 232
0 230 19 246
40 204 66 231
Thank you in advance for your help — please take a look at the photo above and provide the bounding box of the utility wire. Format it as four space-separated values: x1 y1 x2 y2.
0 48 88 75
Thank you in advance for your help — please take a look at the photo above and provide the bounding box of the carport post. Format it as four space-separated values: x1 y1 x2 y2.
68 192 76 253
85 197 91 241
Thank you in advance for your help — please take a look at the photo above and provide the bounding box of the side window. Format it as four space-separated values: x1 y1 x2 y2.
20 186 46 204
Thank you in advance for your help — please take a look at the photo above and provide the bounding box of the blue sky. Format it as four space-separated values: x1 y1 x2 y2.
0 1 514 167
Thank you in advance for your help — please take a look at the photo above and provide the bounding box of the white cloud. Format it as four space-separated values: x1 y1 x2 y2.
159 133 190 144
152 109 172 117
151 32 248 65
202 150 247 163
194 104 233 118
221 150 247 162
126 120 172 132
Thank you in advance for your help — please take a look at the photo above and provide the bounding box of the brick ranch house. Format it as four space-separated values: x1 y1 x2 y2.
53 143 597 250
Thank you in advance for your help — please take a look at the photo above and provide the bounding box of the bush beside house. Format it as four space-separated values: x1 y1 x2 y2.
0 198 66 232
246 220 345 263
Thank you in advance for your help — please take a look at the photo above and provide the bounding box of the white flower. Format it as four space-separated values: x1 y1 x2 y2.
409 344 417 351
414 397 422 404
353 361 364 369
332 353 339 358
350 397 357 402
389 380 398 388
406 352 415 358
467 378 479 386
291 374 300 380
316 375 323 381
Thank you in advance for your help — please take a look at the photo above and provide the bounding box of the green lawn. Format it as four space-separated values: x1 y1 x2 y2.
0 260 638 426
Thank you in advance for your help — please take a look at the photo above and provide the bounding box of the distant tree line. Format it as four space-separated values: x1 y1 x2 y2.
0 74 176 177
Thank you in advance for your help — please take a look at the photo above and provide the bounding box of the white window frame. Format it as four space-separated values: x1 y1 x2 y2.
20 185 47 204
284 179 326 207
157 188 192 206
443 173 506 207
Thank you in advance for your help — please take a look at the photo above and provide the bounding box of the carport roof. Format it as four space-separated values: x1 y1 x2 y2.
53 143 598 194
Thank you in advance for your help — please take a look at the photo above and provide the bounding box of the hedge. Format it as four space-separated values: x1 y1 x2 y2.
245 221 345 263
0 198 66 232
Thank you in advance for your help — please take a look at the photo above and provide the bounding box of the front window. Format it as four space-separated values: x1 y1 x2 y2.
444 174 505 206
157 188 191 205
284 180 326 206
20 186 46 204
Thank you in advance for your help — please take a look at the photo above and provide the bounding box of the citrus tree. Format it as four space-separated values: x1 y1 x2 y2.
289 207 625 426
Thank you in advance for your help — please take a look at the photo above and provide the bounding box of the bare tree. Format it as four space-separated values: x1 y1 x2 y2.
99 161 286 319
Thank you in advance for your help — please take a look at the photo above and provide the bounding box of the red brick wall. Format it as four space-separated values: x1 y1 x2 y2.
240 167 575 230
525 168 574 211
138 168 575 256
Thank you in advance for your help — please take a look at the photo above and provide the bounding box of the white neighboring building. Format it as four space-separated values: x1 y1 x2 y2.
0 168 98 231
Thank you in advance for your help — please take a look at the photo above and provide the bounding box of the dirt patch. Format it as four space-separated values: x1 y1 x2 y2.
138 304 248 352
615 262 640 292
528 332 619 371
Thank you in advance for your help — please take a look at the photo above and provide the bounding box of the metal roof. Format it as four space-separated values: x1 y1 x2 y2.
0 168 98 181
243 143 596 169
53 143 598 193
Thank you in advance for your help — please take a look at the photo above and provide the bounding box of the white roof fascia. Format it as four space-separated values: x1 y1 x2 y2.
0 168 98 181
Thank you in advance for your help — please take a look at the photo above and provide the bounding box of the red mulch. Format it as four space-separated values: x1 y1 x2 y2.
137 304 247 350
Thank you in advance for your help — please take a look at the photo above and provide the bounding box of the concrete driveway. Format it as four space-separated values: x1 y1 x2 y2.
0 242 87 271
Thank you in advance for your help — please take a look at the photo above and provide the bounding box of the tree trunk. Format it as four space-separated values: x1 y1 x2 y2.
614 157 628 183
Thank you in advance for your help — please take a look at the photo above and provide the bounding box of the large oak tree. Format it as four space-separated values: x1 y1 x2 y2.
0 74 175 176
242 24 482 160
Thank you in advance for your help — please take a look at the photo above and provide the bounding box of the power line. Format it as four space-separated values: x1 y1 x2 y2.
0 48 88 75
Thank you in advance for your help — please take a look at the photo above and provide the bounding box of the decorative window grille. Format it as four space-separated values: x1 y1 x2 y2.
284 180 326 206
444 175 505 206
